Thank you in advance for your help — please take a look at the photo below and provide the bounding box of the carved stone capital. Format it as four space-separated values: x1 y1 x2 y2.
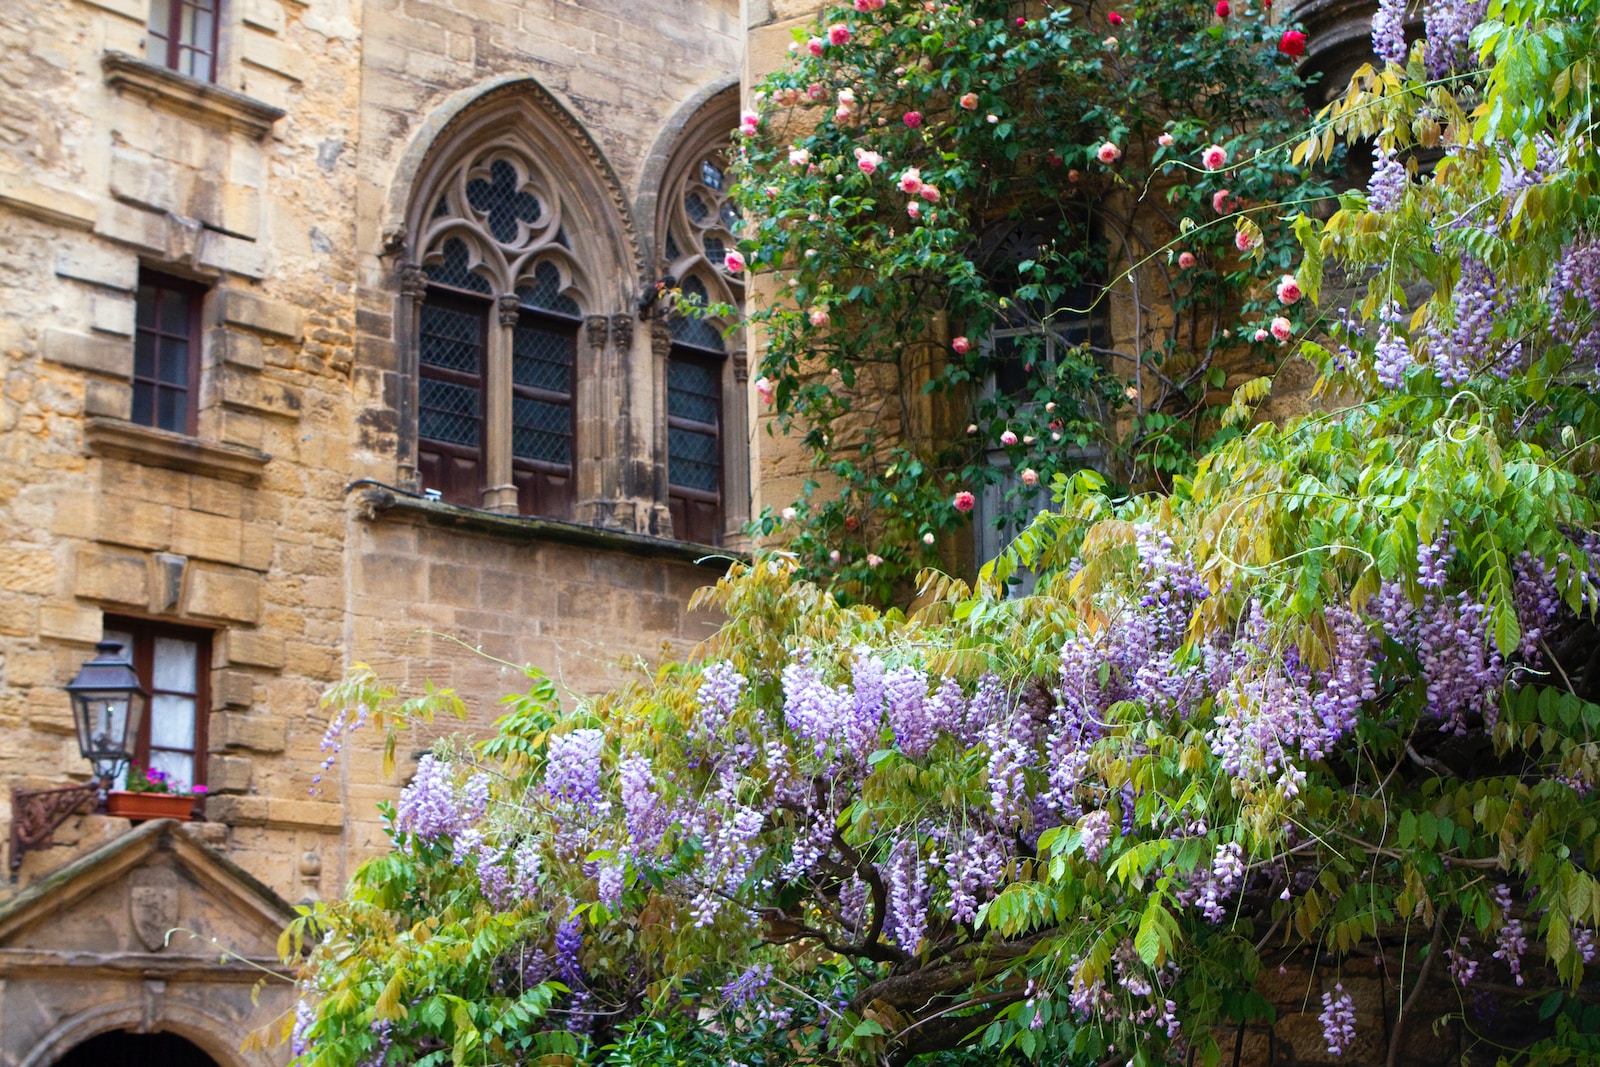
609 314 634 352
649 316 673 359
585 315 610 352
497 294 521 327
398 262 427 299
730 347 749 384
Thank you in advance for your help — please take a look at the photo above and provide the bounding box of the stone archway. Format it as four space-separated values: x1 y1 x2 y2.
50 1029 220 1067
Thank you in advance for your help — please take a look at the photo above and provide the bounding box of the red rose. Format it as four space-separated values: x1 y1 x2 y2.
1107 10 1124 23
1215 0 1230 16
1279 29 1306 55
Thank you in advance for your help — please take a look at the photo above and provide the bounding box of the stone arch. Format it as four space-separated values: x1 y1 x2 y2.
650 82 743 313
398 78 642 311
22 998 270 1067
636 75 740 272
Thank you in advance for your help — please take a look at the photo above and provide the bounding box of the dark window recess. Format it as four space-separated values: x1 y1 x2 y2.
511 310 576 520
133 272 203 435
101 619 210 796
147 0 219 83
417 292 485 508
669 275 725 352
667 351 722 545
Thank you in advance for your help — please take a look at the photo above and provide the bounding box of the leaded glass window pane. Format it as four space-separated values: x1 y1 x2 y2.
668 426 719 492
419 379 481 448
516 262 580 318
701 160 724 190
466 158 542 244
667 360 719 424
513 323 572 394
512 397 572 465
424 237 492 294
419 302 482 373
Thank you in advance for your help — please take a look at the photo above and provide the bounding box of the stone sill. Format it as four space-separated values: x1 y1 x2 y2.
85 417 272 485
351 485 742 566
101 52 285 140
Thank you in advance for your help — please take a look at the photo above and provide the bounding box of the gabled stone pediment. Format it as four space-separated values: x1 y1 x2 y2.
0 818 293 966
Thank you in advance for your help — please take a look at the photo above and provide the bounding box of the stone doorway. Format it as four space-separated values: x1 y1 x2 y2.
51 1030 220 1067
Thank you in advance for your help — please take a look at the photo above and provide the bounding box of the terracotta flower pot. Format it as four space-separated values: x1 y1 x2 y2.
105 790 199 822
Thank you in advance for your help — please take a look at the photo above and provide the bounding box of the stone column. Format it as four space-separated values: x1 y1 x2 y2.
721 344 752 548
643 315 674 539
574 315 617 528
480 294 521 514
395 263 427 492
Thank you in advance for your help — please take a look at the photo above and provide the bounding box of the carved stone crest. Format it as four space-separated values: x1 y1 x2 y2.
129 866 180 952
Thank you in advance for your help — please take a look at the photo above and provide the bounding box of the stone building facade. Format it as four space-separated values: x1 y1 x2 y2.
0 0 748 1062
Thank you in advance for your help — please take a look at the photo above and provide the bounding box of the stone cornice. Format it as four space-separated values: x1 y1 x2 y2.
101 52 286 140
84 417 272 485
0 947 288 981
349 484 743 565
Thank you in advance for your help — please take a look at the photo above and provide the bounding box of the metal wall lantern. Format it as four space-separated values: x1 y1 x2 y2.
8 641 147 878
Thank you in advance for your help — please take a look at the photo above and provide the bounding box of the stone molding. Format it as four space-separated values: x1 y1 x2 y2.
101 52 286 140
84 417 272 485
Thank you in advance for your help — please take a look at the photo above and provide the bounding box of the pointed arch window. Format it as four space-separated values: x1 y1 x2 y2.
412 144 589 518
666 275 726 545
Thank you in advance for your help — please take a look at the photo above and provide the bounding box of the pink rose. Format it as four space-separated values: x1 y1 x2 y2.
1215 0 1230 16
809 307 830 327
854 0 884 9
897 167 923 194
1254 329 1269 342
807 83 826 100
951 336 971 354
867 553 883 567
1201 144 1228 171
903 110 923 127
808 36 825 56
1178 251 1196 269
739 110 760 136
953 491 976 513
835 107 854 123
959 92 979 110
1000 429 1018 445
1276 274 1302 305
907 202 921 219
788 147 809 166
1107 10 1124 24
723 250 745 273
1235 228 1259 251
1270 316 1292 342
781 506 798 521
1097 141 1122 164
1212 189 1237 213
1020 468 1039 486
755 376 775 404
919 184 941 202
856 150 883 175
1158 132 1174 147
923 532 936 545
829 549 841 563
828 23 851 46
966 423 978 434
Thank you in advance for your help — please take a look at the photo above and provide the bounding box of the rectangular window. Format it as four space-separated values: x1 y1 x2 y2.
133 271 204 435
147 0 220 83
417 291 487 508
511 310 576 520
666 350 722 545
101 619 211 795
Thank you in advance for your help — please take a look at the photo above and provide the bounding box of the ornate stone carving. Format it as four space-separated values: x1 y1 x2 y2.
498 294 521 327
398 262 427 299
130 866 180 952
609 313 634 352
585 315 610 352
730 347 749 384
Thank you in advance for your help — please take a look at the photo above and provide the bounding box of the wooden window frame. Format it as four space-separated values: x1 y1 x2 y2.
147 0 222 84
510 306 578 520
133 270 206 437
417 284 490 508
666 343 724 545
103 616 211 792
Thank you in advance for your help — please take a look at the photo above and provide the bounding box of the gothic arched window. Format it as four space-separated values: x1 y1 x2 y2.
412 143 589 517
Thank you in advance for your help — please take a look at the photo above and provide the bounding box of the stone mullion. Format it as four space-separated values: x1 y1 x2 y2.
721 344 751 548
396 263 427 492
575 315 613 528
648 316 675 539
481 294 520 514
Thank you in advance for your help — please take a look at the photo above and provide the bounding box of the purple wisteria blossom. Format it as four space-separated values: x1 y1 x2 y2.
546 729 609 815
397 754 472 839
886 837 928 952
1371 0 1408 64
1320 984 1357 1055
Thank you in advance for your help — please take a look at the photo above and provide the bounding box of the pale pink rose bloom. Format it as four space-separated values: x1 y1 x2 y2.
1212 189 1236 213
723 250 746 273
1235 228 1259 251
1000 430 1018 445
808 36 825 56
808 307 830 327
854 0 885 10
835 107 854 123
1201 144 1228 170
857 151 883 175
829 549 841 563
838 88 856 104
1097 142 1122 164
781 506 798 521
755 376 775 404
1254 329 1270 342
1044 401 1056 412
1158 132 1175 147
952 491 976 513
1270 316 1292 341
1103 35 1119 48
907 202 921 219
919 184 941 203
739 111 760 135
788 147 810 166
959 92 979 110
1178 251 1196 269
897 168 923 194
867 553 883 567
951 336 971 354
1276 274 1302 305
828 23 850 45
966 423 978 434
986 114 999 124
1020 468 1039 486
923 532 936 545
807 84 826 100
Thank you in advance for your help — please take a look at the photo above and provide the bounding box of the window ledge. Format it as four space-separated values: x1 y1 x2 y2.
350 485 741 566
101 52 285 140
85 417 272 485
